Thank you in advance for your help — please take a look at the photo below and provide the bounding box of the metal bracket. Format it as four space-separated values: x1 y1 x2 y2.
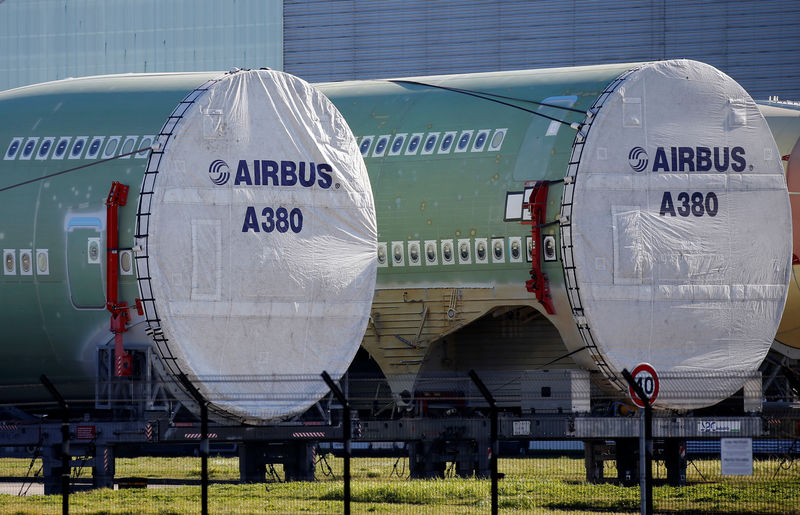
522 180 556 315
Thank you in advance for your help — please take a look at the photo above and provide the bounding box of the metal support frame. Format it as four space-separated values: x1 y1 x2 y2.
407 431 489 479
93 445 115 489
522 180 556 315
0 366 784 507
40 375 70 515
0 400 791 504
662 439 687 487
105 181 134 377
95 343 172 416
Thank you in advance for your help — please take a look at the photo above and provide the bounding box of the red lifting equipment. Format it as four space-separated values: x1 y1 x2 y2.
106 181 132 377
522 180 556 315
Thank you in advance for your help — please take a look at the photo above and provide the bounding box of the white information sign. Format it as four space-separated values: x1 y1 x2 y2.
721 438 753 476
512 420 531 436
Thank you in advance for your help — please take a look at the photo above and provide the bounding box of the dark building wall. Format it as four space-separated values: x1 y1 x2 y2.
284 0 800 99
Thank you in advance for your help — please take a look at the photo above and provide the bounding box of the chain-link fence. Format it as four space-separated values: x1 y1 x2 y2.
0 369 798 514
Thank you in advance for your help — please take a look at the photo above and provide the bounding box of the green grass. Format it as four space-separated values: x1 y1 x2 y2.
0 456 797 514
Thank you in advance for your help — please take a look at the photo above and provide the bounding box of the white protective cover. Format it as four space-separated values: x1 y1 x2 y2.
566 60 792 408
143 70 376 421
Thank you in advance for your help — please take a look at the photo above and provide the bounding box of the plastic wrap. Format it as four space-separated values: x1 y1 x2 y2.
139 70 376 420
564 60 792 408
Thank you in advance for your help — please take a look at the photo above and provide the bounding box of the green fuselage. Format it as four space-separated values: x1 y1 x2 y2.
0 63 657 403
320 66 624 285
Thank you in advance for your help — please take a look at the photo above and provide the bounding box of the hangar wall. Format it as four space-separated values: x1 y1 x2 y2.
0 0 283 91
1 1 797 101
283 0 800 100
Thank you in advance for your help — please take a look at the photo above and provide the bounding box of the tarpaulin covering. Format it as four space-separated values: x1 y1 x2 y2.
564 60 792 408
140 69 376 420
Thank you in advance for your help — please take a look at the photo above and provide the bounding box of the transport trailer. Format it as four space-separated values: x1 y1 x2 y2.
0 367 790 493
0 402 789 492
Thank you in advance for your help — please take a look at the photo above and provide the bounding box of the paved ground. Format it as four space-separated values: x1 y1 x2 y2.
0 481 43 495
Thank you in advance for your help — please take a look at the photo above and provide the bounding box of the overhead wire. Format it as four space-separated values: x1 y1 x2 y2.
388 79 585 129
0 146 153 193
537 346 591 369
2 81 585 195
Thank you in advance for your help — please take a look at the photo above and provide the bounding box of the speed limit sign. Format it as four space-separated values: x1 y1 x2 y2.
629 363 659 407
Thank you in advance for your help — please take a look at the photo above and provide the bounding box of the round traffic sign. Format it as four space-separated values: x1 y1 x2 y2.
628 363 659 407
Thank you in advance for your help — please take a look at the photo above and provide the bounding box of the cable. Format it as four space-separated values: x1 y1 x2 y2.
19 463 43 497
390 79 586 114
456 86 586 114
536 346 590 369
687 458 708 482
390 453 407 479
267 463 283 483
18 439 43 497
772 438 799 479
0 146 153 193
527 220 560 230
316 452 335 479
389 79 584 129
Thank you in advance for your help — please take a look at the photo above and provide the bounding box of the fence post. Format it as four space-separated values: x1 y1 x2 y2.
321 371 350 515
622 369 653 515
40 375 69 515
469 369 498 515
178 374 209 515
200 401 209 514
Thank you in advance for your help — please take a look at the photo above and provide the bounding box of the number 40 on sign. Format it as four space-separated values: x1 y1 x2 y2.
628 363 660 408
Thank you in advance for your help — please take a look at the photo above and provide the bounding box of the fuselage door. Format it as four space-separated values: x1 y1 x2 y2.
66 217 105 309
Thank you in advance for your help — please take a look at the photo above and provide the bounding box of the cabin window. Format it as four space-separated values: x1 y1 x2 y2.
472 130 490 152
53 137 71 159
4 137 23 160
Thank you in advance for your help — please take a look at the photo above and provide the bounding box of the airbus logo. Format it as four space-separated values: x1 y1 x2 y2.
628 147 648 172
208 159 231 186
232 159 334 189
627 146 746 173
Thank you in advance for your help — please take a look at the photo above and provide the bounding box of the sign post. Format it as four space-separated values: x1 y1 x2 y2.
622 365 659 515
